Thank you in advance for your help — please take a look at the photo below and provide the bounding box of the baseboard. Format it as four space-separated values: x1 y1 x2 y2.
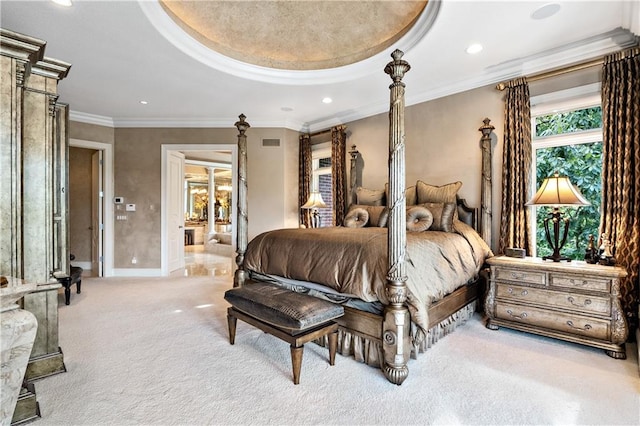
112 268 162 277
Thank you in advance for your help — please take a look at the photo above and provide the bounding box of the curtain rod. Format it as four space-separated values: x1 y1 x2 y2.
496 45 639 91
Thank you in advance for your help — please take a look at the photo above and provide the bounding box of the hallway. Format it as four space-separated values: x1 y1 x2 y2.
181 245 233 278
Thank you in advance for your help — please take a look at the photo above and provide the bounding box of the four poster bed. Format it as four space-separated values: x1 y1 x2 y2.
231 50 494 385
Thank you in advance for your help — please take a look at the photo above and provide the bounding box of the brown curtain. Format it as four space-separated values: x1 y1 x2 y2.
299 134 312 228
331 125 347 226
600 47 640 327
499 78 533 255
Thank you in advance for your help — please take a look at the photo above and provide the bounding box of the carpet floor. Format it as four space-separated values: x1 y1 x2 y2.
31 274 639 425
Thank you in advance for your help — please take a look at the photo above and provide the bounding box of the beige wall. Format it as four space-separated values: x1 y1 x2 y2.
345 83 505 250
109 126 297 269
69 84 506 272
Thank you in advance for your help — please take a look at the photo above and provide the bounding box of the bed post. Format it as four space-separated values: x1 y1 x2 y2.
234 114 250 288
479 118 494 248
382 49 411 385
348 145 359 204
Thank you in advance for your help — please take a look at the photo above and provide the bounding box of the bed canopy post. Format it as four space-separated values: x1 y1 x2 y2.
348 145 359 204
479 118 495 248
234 113 250 288
382 49 411 385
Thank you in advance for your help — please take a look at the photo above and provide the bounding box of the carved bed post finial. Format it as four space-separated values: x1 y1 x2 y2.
234 114 250 287
348 145 359 203
382 49 411 385
479 118 495 249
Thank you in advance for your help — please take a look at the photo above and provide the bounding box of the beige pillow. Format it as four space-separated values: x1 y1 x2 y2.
416 180 462 204
348 205 389 227
355 187 385 206
421 202 456 232
384 183 417 206
343 207 369 228
406 206 433 232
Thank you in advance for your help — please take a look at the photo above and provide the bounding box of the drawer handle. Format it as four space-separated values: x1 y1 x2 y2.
567 296 592 308
510 272 526 280
507 288 528 296
569 279 589 286
506 309 528 320
566 320 592 332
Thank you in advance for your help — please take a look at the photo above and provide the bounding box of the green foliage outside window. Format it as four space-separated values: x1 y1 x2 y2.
534 106 602 260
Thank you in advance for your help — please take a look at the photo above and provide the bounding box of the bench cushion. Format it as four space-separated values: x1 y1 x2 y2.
224 281 344 332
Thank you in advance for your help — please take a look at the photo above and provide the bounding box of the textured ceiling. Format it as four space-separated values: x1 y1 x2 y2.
159 0 427 70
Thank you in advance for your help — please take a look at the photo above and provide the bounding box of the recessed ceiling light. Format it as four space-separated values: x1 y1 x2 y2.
322 97 332 104
531 3 561 20
465 43 483 55
51 0 72 6
139 100 148 105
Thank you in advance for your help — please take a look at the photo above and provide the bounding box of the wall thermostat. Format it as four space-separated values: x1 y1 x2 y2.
114 197 124 204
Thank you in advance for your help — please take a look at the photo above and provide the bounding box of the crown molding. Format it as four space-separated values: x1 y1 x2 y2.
69 111 115 127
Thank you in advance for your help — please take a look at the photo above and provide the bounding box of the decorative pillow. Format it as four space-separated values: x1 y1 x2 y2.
343 207 369 228
385 183 417 206
406 206 433 232
356 187 385 206
420 202 456 232
347 205 389 227
416 180 462 204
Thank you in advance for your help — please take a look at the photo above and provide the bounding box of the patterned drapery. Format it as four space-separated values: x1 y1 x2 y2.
499 78 533 255
299 134 312 228
331 125 347 226
600 48 640 327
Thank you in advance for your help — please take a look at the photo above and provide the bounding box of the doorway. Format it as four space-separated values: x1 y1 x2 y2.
161 144 237 276
69 139 114 277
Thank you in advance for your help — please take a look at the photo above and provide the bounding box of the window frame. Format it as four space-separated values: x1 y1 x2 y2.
529 84 603 257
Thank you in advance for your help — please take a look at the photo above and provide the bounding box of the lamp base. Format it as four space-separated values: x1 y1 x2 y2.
542 254 572 262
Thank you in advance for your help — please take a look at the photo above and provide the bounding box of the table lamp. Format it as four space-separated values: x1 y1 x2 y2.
301 191 327 228
526 173 590 262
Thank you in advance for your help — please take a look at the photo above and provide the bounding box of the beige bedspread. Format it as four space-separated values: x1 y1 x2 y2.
244 220 491 337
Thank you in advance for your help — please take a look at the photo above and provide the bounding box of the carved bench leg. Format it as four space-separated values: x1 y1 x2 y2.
227 312 237 345
76 279 81 294
290 345 304 385
328 330 338 366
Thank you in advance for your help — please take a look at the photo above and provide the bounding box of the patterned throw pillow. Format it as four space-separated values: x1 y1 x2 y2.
355 187 385 206
420 202 456 232
343 207 369 228
406 206 433 232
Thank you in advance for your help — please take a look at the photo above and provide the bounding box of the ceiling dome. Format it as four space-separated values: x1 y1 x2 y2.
159 1 428 70
141 0 439 85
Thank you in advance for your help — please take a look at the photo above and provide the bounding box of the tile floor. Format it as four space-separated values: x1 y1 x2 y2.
182 244 233 277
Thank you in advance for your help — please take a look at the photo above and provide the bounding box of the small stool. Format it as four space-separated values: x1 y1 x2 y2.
224 281 344 384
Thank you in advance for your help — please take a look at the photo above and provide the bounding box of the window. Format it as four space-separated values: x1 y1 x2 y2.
530 86 603 260
311 143 333 227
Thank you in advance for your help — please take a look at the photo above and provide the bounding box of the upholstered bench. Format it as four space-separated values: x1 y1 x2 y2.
224 281 344 384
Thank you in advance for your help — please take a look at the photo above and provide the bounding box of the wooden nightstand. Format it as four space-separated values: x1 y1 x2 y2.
485 256 628 359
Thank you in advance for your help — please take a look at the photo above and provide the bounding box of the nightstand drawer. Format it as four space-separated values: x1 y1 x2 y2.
549 273 611 293
496 284 611 316
496 302 609 341
494 268 545 285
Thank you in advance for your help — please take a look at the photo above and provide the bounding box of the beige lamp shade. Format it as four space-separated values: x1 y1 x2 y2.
301 191 327 209
526 173 590 207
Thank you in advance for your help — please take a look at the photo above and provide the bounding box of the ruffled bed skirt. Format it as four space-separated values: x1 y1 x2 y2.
316 300 477 367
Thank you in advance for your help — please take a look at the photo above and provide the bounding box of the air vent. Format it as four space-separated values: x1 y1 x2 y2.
262 138 280 147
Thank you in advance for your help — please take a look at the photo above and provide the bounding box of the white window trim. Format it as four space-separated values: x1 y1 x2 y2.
529 84 603 257
311 142 331 193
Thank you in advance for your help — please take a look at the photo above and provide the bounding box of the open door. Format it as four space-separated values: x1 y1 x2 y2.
168 151 185 272
91 150 104 276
